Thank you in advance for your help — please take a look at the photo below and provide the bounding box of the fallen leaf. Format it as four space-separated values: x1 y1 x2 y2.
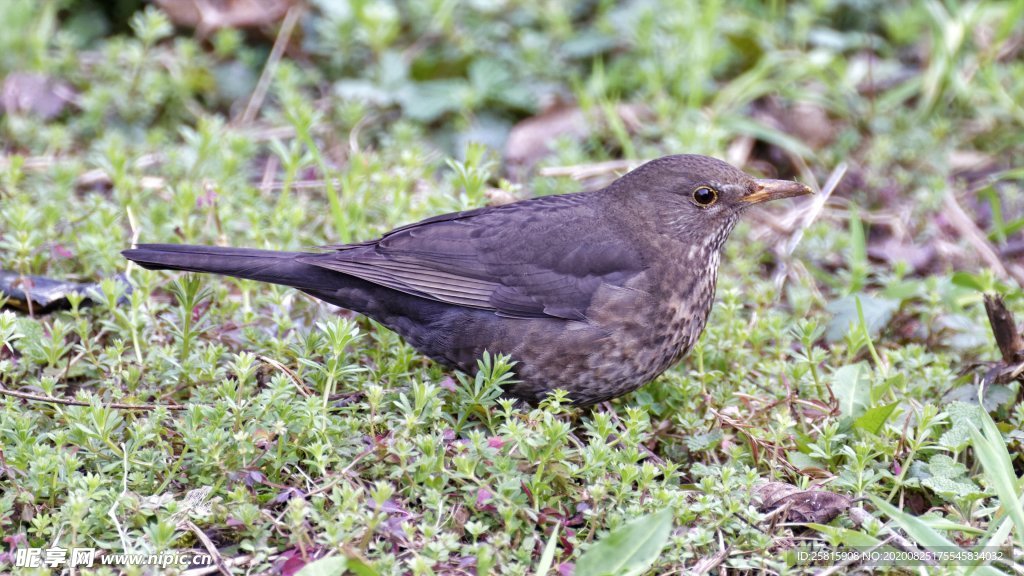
0 72 75 120
867 237 937 273
983 293 1024 363
278 548 305 576
948 149 997 174
760 100 836 150
0 270 131 314
475 487 493 508
155 0 296 31
755 481 852 524
504 103 651 178
485 187 520 206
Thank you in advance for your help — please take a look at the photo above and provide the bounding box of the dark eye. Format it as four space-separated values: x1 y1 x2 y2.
692 186 718 207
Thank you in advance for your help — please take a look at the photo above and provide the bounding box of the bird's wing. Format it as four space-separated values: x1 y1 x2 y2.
297 193 647 320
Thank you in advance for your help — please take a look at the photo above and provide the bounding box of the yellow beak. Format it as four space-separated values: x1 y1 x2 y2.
743 179 814 204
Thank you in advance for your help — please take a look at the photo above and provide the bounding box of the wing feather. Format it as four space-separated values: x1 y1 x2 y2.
299 192 647 320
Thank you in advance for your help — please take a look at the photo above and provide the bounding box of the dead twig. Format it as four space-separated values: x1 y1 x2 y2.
238 4 303 125
943 193 1024 286
983 293 1024 363
981 293 1024 392
0 386 189 411
539 159 639 181
259 354 312 397
689 545 729 574
786 162 847 257
259 178 343 193
259 153 279 192
184 520 231 576
773 162 847 293
181 554 257 576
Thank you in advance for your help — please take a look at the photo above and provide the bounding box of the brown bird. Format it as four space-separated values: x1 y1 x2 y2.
124 155 811 405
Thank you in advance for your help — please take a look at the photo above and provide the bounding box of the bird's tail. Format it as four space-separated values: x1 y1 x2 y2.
122 244 341 291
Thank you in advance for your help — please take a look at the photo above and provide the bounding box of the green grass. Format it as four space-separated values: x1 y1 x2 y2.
1 0 1023 574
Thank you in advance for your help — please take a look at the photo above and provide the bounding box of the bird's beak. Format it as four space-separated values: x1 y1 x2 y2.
743 179 814 204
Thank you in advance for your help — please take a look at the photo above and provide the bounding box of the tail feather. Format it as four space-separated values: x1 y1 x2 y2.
122 244 343 291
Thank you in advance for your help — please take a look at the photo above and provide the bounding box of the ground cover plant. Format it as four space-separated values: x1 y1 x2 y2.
1 0 1023 574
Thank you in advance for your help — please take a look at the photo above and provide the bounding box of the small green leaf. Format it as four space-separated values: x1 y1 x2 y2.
561 30 620 58
685 429 723 451
870 374 899 404
468 58 511 96
575 509 674 576
939 402 986 450
832 362 871 420
295 556 347 576
922 476 985 502
345 556 380 576
927 455 968 479
943 384 1015 412
398 79 469 122
950 271 993 292
826 294 899 342
854 401 899 434
938 428 972 451
786 451 823 471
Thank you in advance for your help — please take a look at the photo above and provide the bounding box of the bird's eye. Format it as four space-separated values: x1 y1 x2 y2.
691 186 718 207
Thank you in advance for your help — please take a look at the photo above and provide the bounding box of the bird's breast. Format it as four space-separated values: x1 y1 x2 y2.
486 240 726 405
581 253 720 384
647 257 720 374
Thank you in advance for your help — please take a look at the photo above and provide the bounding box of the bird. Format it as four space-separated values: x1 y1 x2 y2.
123 154 812 406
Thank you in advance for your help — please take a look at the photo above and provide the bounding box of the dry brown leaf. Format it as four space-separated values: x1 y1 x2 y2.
0 72 76 120
867 236 937 273
0 270 130 314
504 103 652 178
755 481 852 524
485 187 520 206
752 98 837 151
780 101 836 150
948 149 997 174
155 0 297 31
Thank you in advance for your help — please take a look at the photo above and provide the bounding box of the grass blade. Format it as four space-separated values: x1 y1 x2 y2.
535 523 560 576
969 407 1024 542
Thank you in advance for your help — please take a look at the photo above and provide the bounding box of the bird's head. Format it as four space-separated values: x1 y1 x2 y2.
610 154 813 247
